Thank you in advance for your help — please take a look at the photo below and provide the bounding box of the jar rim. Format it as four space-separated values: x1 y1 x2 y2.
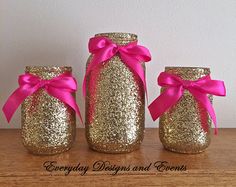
25 65 72 69
165 66 210 70
95 32 137 40
25 66 72 73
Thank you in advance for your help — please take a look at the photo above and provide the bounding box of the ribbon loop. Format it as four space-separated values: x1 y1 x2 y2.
18 73 40 86
83 36 151 96
2 73 83 124
148 72 226 134
38 79 49 88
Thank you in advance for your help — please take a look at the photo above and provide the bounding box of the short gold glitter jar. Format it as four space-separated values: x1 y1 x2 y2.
159 67 212 153
85 33 145 153
21 66 76 155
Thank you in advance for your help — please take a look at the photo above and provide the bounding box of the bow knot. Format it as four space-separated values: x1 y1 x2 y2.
182 80 194 89
115 45 121 52
83 36 151 96
3 73 83 123
148 72 226 134
38 79 50 88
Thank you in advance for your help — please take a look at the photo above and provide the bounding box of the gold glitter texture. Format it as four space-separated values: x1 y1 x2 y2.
85 33 145 153
159 67 212 153
21 66 76 155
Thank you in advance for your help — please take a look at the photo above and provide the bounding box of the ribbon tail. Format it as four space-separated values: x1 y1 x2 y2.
47 88 83 124
82 55 108 97
189 89 218 135
82 75 87 97
82 57 97 97
148 86 183 121
83 42 118 97
2 85 38 122
82 62 94 97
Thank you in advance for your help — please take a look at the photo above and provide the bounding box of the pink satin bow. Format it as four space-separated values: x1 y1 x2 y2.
148 72 226 134
2 73 83 123
82 36 151 96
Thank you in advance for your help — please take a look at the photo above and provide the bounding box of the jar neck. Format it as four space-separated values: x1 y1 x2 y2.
165 67 210 81
25 66 72 79
95 32 137 45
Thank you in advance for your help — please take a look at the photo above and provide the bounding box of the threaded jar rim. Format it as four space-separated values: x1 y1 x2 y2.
25 66 72 72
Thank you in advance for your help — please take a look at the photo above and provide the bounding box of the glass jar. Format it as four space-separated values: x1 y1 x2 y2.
159 67 212 153
21 66 76 155
85 33 145 153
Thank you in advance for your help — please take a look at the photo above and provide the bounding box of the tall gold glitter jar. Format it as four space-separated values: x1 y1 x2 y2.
85 33 145 153
21 66 76 155
159 67 212 153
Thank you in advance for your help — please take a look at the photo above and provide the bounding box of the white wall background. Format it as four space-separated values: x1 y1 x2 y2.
0 0 235 128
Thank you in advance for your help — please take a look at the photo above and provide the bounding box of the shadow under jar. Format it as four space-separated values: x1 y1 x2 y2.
85 33 145 153
21 66 76 155
159 67 212 154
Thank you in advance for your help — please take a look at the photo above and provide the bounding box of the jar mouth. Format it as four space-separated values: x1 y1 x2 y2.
26 65 72 69
164 66 211 80
165 66 210 71
95 32 137 41
25 66 72 73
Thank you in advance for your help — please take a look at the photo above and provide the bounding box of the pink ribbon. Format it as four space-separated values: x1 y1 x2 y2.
2 73 83 124
148 72 226 134
82 36 151 96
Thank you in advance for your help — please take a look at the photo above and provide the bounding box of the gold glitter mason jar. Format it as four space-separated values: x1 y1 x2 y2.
22 66 76 155
159 67 212 153
85 33 145 153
